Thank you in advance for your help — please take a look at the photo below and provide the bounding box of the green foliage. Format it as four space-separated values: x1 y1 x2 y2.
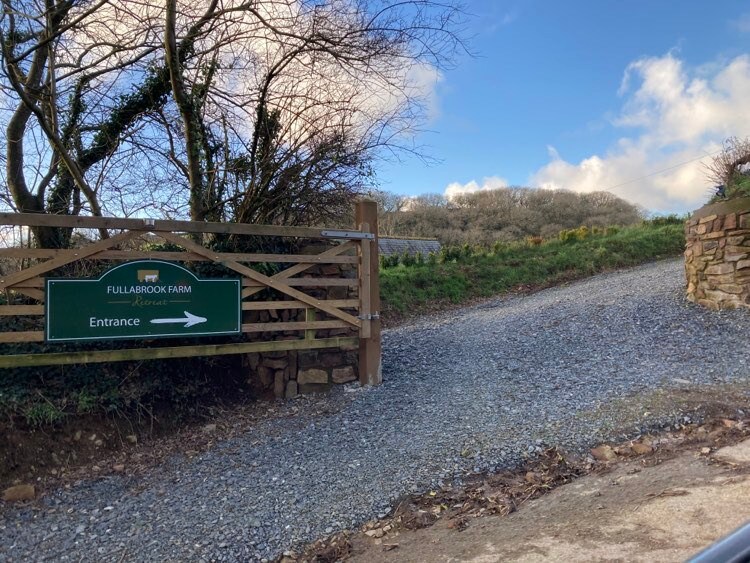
23 402 65 428
644 214 687 227
400 251 416 267
0 338 245 429
381 222 685 315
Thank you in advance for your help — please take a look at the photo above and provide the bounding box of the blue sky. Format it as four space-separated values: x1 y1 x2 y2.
377 0 750 213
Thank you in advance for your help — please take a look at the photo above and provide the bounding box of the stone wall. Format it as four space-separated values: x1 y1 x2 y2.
243 243 360 398
685 197 750 310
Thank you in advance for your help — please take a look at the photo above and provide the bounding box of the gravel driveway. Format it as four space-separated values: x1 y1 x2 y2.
2 258 749 562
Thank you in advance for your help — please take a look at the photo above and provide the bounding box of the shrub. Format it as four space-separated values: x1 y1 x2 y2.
400 251 416 267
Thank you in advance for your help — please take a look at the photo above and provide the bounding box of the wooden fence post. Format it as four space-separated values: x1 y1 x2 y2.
355 199 382 386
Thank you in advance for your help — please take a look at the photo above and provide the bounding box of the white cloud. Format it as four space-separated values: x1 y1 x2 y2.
531 53 750 211
445 176 508 199
402 62 443 122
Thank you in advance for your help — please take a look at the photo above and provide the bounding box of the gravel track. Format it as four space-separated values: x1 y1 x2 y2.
2 258 750 562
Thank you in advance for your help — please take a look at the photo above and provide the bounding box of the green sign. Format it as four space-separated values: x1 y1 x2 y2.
46 260 240 342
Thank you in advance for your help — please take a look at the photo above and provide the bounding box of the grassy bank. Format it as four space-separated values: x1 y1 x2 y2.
380 220 685 317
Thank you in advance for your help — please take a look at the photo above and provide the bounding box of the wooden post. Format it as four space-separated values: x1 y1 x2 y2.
355 199 382 386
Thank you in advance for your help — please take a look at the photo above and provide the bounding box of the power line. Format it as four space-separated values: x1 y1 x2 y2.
602 148 724 194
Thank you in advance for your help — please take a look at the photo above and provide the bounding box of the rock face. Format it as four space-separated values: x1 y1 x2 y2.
685 198 750 310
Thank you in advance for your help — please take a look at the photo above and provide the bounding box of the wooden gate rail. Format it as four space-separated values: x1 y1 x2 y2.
0 201 382 386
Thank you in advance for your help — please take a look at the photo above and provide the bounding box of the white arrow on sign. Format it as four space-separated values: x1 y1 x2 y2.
150 311 207 328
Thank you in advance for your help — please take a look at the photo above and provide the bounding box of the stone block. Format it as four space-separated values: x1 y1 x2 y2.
725 253 748 262
298 351 319 368
320 352 344 368
2 484 35 502
298 368 329 384
285 380 298 399
332 366 356 384
695 224 707 235
703 240 719 250
706 273 736 284
300 244 331 255
327 286 349 299
274 370 286 398
328 328 355 337
320 264 341 276
736 260 750 270
263 351 287 359
245 353 260 370
699 214 718 224
698 298 721 311
705 263 734 275
705 289 731 302
257 366 273 388
703 231 725 239
725 213 738 230
718 284 745 294
727 235 747 246
714 438 750 464
262 358 288 370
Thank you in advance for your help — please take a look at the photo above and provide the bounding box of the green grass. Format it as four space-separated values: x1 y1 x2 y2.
380 221 685 316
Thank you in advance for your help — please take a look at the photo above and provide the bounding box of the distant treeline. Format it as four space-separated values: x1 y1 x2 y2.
371 187 644 245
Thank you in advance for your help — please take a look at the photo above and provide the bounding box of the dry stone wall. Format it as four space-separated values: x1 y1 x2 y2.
243 243 359 398
685 198 750 310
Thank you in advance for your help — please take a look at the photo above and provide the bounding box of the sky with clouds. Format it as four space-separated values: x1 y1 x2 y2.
377 0 750 213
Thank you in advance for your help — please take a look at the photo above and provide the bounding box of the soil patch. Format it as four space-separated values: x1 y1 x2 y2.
0 390 352 494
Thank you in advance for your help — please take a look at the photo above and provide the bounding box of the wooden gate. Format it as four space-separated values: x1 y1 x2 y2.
0 201 382 386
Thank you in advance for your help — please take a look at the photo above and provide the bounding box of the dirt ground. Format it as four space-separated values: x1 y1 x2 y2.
292 413 750 563
350 446 750 562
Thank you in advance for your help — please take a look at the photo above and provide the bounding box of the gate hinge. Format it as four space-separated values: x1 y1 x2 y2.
358 312 380 320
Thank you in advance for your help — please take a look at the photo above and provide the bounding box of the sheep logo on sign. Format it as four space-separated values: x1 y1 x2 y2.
137 270 159 283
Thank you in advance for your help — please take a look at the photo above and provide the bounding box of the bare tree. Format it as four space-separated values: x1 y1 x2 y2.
1 0 465 248
161 0 465 227
377 186 643 245
705 137 750 193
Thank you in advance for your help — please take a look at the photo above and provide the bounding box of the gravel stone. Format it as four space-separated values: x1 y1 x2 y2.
1 259 749 561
